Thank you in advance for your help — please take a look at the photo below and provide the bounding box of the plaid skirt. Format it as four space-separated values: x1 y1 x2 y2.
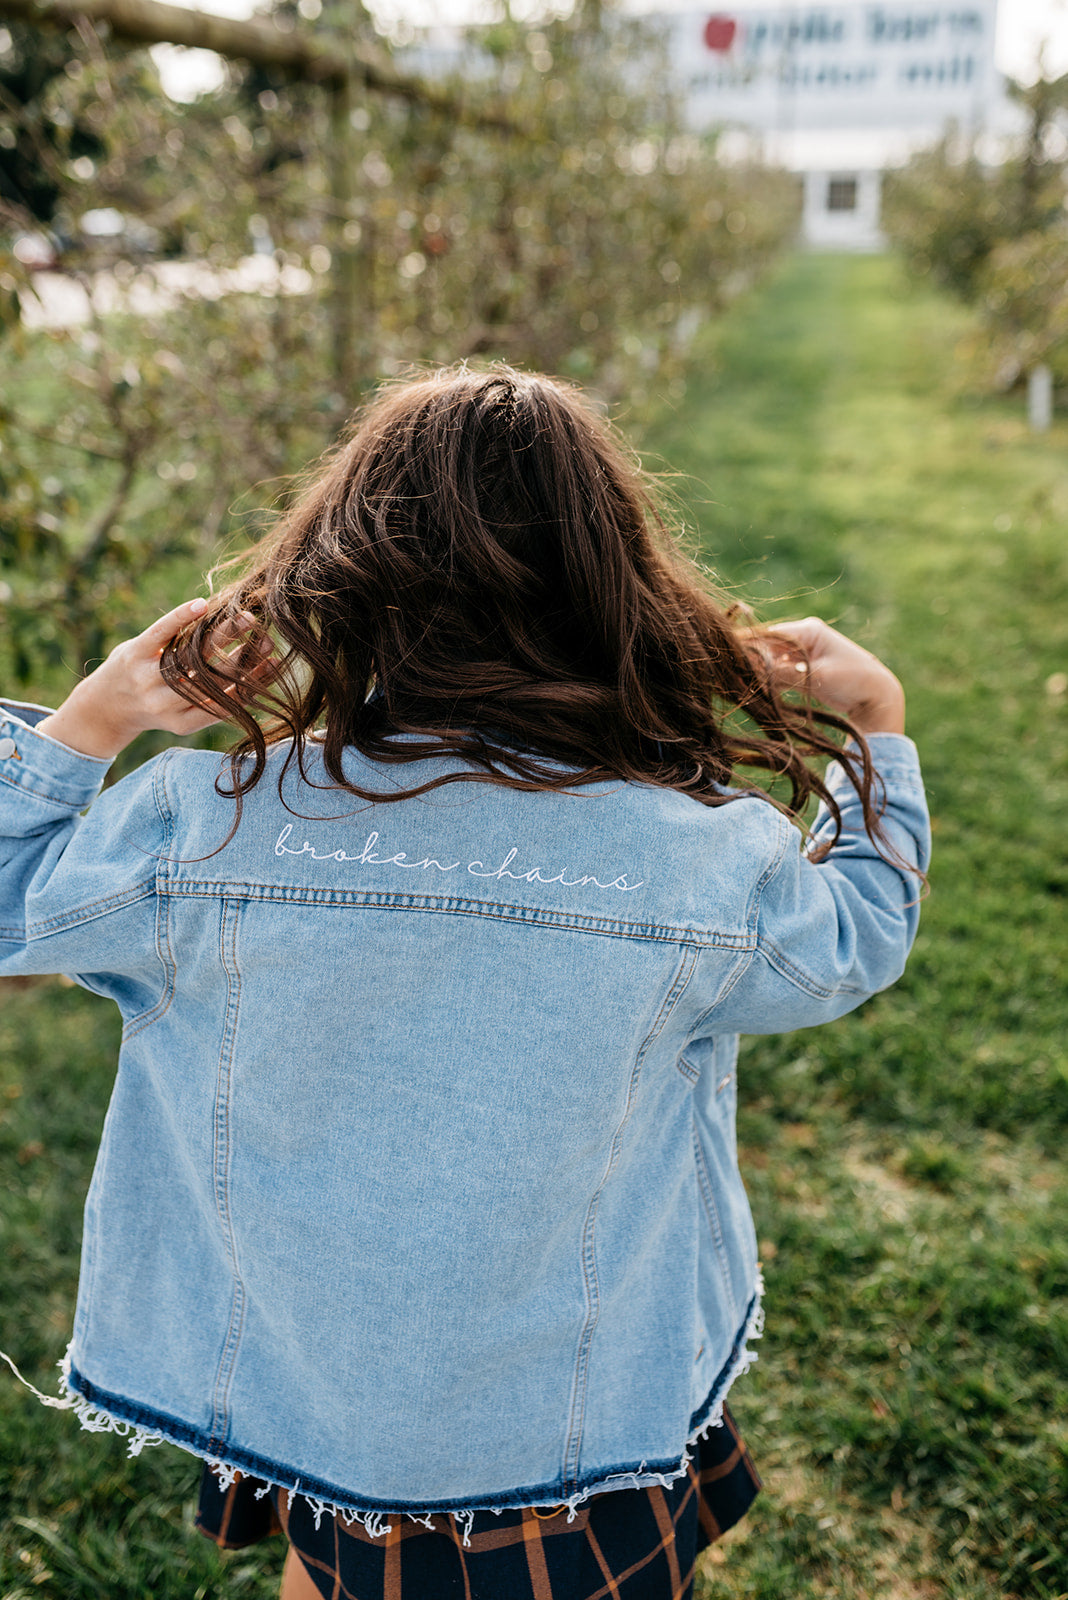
196 1404 760 1600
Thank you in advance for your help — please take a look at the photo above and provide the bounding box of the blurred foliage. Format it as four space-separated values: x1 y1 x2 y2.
883 71 1068 391
0 5 800 691
0 20 106 225
882 139 1017 303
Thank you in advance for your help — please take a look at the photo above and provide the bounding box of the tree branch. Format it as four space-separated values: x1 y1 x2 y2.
10 419 127 461
0 0 518 131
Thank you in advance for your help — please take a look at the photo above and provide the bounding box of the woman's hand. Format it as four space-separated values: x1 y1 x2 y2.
758 617 906 735
36 599 260 761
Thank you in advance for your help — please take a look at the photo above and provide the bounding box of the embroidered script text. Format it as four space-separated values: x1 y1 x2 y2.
273 825 644 893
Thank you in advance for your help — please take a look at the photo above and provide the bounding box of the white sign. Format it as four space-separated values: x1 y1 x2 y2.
659 3 1001 134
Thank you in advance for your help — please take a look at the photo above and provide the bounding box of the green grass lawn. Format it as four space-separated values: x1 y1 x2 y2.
641 254 1067 1600
2 253 1066 1599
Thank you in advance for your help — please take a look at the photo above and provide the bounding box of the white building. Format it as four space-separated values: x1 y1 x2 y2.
653 1 1007 248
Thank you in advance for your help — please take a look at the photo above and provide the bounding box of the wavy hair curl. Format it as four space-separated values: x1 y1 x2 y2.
162 364 888 857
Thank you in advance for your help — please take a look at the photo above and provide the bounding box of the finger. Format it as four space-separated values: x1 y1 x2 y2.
770 652 812 684
140 597 209 655
204 610 259 656
764 617 823 648
751 633 805 660
162 655 225 710
237 648 281 689
208 636 276 694
749 627 811 682
177 704 224 728
736 624 800 652
179 647 279 716
220 628 272 667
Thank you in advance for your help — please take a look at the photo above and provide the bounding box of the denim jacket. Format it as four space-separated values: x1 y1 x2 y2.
0 700 929 1529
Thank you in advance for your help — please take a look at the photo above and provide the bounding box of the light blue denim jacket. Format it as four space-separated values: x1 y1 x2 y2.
0 700 929 1528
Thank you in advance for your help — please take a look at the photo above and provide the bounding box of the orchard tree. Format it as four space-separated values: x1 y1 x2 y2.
0 1 799 699
883 71 1068 400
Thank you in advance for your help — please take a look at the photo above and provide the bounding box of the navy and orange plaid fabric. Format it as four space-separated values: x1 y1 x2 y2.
197 1403 760 1600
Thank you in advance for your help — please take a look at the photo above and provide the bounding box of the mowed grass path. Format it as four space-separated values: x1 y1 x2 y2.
640 254 1067 1600
1 255 1066 1599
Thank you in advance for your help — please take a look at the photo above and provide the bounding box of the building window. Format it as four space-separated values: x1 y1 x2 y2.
826 177 858 212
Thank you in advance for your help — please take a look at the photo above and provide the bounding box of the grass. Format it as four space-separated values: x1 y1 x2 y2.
644 255 1067 1146
1 254 1066 1598
636 254 1067 1599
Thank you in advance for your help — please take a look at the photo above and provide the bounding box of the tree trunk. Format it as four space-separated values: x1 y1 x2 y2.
328 77 364 401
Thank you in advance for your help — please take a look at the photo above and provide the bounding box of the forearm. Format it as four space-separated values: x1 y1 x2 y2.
0 712 165 986
37 685 140 761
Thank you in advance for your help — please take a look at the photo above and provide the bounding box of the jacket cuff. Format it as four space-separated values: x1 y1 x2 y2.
0 701 112 811
825 733 924 797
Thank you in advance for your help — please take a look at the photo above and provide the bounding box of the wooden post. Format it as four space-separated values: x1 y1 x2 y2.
1028 364 1053 431
328 76 362 402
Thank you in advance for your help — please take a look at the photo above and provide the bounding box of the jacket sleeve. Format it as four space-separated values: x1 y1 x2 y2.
709 733 930 1035
0 702 169 1003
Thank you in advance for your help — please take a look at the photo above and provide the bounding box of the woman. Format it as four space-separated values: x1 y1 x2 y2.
0 366 928 1599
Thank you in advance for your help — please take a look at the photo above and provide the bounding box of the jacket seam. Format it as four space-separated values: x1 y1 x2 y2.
679 820 791 1039
744 815 792 936
209 897 247 1451
0 768 103 807
749 816 869 999
827 768 923 790
562 942 699 1492
122 756 178 1040
757 937 868 1000
692 1130 738 1326
17 882 156 941
684 946 756 1042
157 882 754 948
676 1052 701 1085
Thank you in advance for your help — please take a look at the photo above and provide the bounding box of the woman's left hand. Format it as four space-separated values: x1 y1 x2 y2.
36 599 259 760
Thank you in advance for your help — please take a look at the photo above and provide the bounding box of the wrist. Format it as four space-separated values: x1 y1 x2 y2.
36 698 134 761
847 682 906 736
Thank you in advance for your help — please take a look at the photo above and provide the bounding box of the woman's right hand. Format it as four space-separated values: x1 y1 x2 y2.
35 599 269 761
759 617 906 735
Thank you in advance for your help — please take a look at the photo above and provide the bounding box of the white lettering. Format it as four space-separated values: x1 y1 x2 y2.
272 828 643 893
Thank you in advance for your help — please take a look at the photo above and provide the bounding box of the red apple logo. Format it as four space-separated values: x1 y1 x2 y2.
704 15 737 51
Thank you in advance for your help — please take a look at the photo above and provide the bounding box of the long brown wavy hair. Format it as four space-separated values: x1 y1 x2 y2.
162 364 889 859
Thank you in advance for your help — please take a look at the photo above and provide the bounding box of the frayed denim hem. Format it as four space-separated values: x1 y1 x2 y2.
4 1281 763 1549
